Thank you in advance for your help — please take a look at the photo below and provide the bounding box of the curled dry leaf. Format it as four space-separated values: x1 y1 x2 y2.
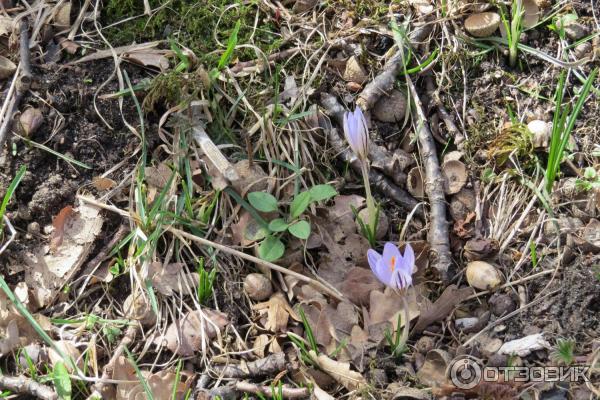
498 333 550 357
48 340 83 372
0 55 17 80
54 1 72 29
122 50 171 71
0 16 14 37
412 284 472 334
308 350 367 391
147 261 198 297
253 292 300 332
0 319 20 357
157 309 229 356
124 291 157 326
464 12 501 37
368 287 420 342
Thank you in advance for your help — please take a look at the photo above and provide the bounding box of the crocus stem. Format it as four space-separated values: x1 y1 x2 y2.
400 294 410 350
360 161 377 235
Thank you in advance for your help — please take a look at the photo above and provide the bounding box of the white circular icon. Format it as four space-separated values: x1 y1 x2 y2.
449 357 482 389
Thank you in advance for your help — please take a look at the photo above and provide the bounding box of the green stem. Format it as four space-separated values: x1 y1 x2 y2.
360 161 377 235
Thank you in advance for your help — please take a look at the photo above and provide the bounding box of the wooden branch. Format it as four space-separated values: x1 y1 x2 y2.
406 77 452 281
214 353 287 379
0 374 57 400
0 20 32 152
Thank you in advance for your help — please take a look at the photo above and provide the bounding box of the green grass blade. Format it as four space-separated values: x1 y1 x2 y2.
0 165 26 232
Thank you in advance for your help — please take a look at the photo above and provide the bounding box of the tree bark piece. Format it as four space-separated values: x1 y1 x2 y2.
0 374 57 400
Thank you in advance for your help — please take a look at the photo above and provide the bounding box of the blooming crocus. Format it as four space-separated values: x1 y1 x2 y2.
343 107 369 161
367 242 415 290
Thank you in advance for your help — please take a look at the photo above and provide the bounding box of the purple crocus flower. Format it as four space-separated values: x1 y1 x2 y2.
367 242 415 290
343 106 369 161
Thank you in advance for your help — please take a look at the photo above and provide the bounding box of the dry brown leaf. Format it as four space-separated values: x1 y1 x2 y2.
0 320 20 356
412 284 472 334
123 50 172 71
92 177 117 191
253 292 300 332
25 200 103 307
48 340 83 372
158 309 228 356
341 267 384 305
147 261 198 296
308 350 367 391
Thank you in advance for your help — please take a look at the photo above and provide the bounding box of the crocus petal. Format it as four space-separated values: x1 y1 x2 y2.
394 269 413 290
397 243 415 275
343 107 368 160
367 249 382 271
382 242 401 265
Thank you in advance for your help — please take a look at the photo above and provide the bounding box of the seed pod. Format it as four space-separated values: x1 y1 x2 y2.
407 167 425 199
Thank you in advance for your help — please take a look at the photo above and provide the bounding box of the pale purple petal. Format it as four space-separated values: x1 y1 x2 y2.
382 242 401 265
367 248 382 270
398 243 415 275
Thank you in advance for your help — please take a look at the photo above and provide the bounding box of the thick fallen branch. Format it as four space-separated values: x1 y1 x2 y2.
407 77 452 281
356 52 404 111
214 352 287 379
0 374 57 400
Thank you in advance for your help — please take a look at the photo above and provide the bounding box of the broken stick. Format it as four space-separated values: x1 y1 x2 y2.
0 374 57 400
407 77 452 281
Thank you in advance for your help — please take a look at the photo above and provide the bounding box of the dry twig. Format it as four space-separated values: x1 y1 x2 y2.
0 20 32 151
214 353 287 379
0 374 57 400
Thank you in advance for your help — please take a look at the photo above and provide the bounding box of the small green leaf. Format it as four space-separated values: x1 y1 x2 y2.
258 236 285 262
248 192 279 213
288 220 311 239
583 167 597 180
309 184 338 202
53 361 72 400
268 218 289 232
290 191 311 218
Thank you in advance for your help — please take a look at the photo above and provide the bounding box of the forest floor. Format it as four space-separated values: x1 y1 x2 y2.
1 0 600 399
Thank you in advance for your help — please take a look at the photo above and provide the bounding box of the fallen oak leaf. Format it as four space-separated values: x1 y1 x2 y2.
308 350 367 392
